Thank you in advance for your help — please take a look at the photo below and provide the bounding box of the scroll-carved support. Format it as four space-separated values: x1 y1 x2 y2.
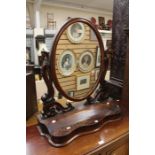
84 55 110 105
94 56 110 102
84 96 96 105
40 51 74 119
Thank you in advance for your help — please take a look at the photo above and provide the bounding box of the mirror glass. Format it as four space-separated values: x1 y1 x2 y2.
54 21 103 100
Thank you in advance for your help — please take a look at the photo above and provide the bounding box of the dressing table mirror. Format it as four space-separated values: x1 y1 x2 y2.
37 18 121 147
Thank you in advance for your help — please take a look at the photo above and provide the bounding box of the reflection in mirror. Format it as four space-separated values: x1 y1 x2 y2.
55 22 101 100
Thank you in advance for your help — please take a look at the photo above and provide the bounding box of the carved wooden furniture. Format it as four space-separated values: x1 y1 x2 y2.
27 101 128 155
37 18 122 147
26 65 37 119
98 0 129 101
122 29 129 109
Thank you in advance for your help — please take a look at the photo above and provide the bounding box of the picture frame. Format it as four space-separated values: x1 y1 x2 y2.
47 13 56 29
98 16 105 30
47 21 56 29
95 69 100 81
66 22 85 43
96 46 101 67
79 50 94 72
57 50 76 76
77 75 90 90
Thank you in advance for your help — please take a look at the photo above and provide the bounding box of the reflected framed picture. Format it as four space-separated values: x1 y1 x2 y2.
67 22 85 43
77 75 90 90
57 50 76 76
79 50 94 72
96 47 101 67
98 16 105 30
95 69 100 81
47 13 56 29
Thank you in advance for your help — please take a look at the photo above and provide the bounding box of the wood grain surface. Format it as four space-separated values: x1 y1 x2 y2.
27 102 128 155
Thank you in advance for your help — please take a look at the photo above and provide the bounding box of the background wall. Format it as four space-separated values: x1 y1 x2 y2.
27 2 112 29
40 4 112 30
26 2 35 27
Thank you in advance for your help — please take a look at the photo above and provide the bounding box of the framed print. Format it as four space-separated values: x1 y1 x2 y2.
47 13 54 21
47 13 56 29
57 50 76 76
67 22 85 43
47 21 56 29
95 69 100 81
96 47 101 67
77 75 90 90
79 50 94 72
98 16 105 30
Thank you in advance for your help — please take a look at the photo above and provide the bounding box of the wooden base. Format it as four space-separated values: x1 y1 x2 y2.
37 100 121 147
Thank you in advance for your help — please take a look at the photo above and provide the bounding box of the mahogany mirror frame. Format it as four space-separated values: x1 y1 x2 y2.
49 18 105 102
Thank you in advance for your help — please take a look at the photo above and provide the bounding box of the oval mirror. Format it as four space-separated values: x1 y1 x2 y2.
50 18 104 101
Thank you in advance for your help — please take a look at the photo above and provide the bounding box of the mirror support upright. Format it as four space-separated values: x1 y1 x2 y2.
40 51 74 119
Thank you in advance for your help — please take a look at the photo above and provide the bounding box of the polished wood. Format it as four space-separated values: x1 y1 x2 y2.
49 18 105 102
95 78 123 103
37 18 125 147
37 100 121 147
107 141 129 155
39 51 74 118
26 104 128 155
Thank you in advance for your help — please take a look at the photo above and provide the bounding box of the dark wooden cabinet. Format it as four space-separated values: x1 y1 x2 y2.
111 0 129 83
26 69 37 119
88 129 128 155
107 142 129 155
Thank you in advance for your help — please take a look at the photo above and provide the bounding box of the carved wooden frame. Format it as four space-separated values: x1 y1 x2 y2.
49 18 105 102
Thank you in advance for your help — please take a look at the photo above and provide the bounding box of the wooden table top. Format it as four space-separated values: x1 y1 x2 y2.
26 108 128 155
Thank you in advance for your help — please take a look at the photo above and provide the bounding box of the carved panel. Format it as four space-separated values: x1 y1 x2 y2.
111 0 129 81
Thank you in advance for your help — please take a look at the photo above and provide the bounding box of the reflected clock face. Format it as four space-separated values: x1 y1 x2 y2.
67 22 85 43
